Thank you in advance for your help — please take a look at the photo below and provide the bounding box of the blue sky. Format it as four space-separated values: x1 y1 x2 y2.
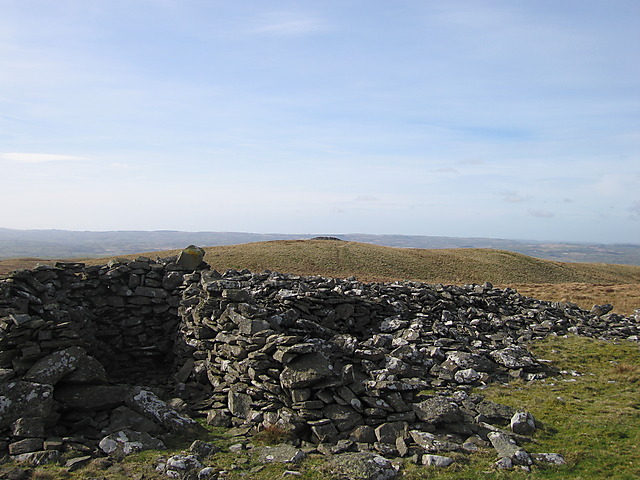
1 0 639 243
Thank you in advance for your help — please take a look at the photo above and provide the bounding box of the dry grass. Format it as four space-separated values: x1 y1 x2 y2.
2 239 640 314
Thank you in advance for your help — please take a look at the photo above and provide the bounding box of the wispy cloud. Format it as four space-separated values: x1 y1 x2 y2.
0 153 89 163
354 195 379 202
529 209 555 219
499 190 530 203
249 11 325 36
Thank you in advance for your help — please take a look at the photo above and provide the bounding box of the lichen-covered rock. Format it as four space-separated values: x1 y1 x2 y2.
22 346 89 385
279 352 335 389
253 444 306 464
326 452 399 480
0 381 54 428
531 452 566 465
487 432 532 466
125 387 201 433
98 429 165 456
422 454 454 467
177 245 206 270
413 397 462 424
510 411 536 435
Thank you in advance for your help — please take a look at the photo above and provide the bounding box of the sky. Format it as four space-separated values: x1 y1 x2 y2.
1 0 639 243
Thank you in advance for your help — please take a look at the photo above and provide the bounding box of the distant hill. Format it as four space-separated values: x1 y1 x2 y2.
1 227 639 265
3 238 640 314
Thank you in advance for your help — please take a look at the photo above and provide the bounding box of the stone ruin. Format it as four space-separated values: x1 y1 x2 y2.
1 251 638 476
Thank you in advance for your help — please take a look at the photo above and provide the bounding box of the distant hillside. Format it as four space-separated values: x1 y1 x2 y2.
1 228 640 265
66 239 640 286
3 239 640 314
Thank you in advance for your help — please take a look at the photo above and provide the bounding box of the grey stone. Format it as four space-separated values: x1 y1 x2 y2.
9 438 44 455
510 411 536 435
474 400 516 424
327 452 399 480
311 422 339 443
495 456 513 469
350 425 377 444
55 384 130 411
445 351 497 372
454 368 481 384
491 346 539 369
531 453 566 465
162 271 185 290
98 429 165 456
11 450 61 466
11 417 46 438
61 355 108 384
206 409 232 427
422 454 454 467
254 444 306 464
125 387 200 433
189 440 220 459
177 245 206 270
0 381 54 428
409 431 461 453
228 387 253 419
323 404 363 432
23 346 88 385
487 432 532 466
374 422 407 444
280 352 334 389
107 406 165 435
165 454 204 475
65 455 92 472
413 397 462 424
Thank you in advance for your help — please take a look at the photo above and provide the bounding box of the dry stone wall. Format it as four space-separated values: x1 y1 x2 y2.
1 255 639 471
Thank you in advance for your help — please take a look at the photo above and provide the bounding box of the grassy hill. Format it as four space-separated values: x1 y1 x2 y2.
3 239 640 314
193 240 640 285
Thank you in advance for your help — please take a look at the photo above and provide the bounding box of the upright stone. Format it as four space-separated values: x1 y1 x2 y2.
177 245 206 270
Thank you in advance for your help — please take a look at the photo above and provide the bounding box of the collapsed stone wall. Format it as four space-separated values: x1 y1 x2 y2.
0 256 639 469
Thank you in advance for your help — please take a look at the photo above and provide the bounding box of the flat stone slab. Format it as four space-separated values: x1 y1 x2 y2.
253 444 306 464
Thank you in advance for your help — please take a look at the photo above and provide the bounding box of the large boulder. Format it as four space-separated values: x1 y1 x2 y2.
0 381 54 428
125 387 201 433
279 352 335 389
177 245 206 270
413 397 462 424
23 346 90 385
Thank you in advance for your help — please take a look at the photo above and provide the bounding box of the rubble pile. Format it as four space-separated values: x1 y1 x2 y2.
0 253 638 473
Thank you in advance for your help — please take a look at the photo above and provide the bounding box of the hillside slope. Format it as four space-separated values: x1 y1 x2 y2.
4 240 640 314
78 239 640 285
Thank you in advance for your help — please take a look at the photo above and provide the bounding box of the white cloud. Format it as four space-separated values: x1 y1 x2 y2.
354 195 378 202
249 11 325 36
0 152 89 163
529 209 555 219
499 191 530 204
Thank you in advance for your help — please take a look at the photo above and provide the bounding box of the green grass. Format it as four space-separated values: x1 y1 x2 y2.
4 336 638 480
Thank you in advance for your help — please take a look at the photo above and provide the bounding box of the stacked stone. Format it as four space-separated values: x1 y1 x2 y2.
176 269 639 461
1 258 638 468
0 256 201 461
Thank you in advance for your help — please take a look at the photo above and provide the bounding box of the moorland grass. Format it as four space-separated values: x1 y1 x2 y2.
4 336 637 480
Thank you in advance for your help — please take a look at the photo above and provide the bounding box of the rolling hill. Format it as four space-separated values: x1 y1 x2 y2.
3 239 640 314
